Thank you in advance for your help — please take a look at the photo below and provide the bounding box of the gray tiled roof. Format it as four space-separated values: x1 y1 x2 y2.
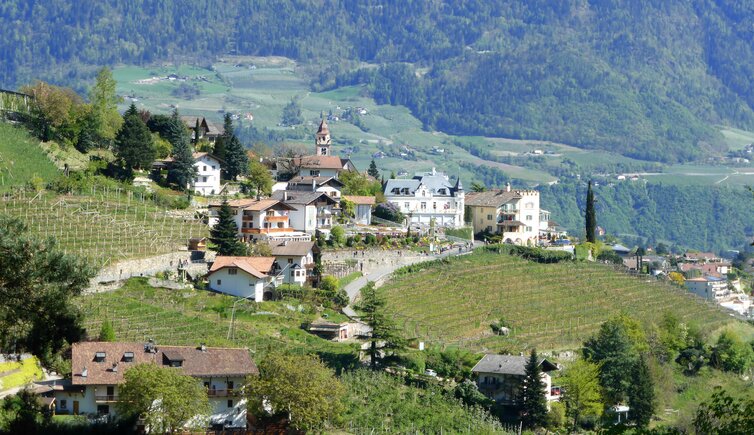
465 190 520 207
272 190 337 205
471 354 558 375
384 171 459 197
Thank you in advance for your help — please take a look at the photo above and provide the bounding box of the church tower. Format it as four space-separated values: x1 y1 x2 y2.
315 119 331 156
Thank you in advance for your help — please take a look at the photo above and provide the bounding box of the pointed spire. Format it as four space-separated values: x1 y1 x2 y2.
317 118 329 135
454 174 463 192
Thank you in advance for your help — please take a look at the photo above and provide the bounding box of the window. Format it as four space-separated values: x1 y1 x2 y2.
404 202 409 209
60 400 67 409
228 268 237 275
320 147 328 155
123 352 134 362
433 202 437 210
526 215 532 221
217 279 222 285
421 202 427 210
227 399 234 408
487 214 493 220
203 165 207 171
526 226 532 232
204 381 210 389
94 352 106 362
227 381 234 390
169 360 182 368
97 405 109 415
287 258 293 264
310 170 320 176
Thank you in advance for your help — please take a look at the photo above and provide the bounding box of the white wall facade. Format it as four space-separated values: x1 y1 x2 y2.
208 268 269 302
194 155 222 195
354 204 372 225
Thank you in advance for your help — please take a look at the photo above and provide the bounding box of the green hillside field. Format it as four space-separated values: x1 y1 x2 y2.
378 248 739 353
0 122 59 192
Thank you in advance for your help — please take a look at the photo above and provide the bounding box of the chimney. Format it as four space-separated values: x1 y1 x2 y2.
283 191 288 201
199 343 207 352
81 367 88 378
111 362 118 373
505 183 511 192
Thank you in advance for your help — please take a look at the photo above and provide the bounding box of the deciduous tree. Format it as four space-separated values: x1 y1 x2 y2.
89 67 123 144
560 359 603 428
246 353 344 431
116 363 210 433
242 158 273 197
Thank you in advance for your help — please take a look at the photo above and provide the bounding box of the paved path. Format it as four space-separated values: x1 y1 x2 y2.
342 243 479 318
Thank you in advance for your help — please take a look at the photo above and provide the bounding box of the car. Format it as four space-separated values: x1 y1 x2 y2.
424 369 437 377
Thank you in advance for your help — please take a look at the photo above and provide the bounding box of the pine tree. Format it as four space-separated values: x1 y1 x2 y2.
367 159 380 178
114 103 156 170
628 356 655 428
221 116 248 181
164 109 186 148
209 200 247 256
518 349 549 429
356 282 405 369
585 180 596 243
213 114 232 161
168 125 197 192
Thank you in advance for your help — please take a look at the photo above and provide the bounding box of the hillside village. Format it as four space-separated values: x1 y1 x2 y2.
1 78 754 434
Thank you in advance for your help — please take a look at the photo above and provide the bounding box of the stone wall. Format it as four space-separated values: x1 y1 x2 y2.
320 249 439 277
86 250 215 293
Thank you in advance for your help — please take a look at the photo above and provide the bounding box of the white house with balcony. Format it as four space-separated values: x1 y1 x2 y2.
44 341 257 429
268 240 317 285
471 354 560 405
193 152 223 195
272 190 339 233
208 199 311 243
383 168 464 228
685 276 731 301
465 184 541 246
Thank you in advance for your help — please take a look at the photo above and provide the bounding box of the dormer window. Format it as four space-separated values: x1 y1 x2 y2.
123 352 134 362
94 352 106 363
163 351 184 368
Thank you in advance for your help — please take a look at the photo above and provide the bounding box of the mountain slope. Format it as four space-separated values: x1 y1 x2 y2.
3 1 754 161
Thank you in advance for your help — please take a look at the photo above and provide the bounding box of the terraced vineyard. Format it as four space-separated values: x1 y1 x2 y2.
1 191 207 267
380 250 736 352
76 279 357 363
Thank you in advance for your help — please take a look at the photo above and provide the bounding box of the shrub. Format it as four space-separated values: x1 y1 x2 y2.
374 202 404 224
330 226 346 246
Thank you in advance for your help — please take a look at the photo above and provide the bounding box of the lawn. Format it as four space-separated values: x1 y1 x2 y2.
76 278 359 368
0 123 59 192
0 357 44 390
379 249 739 353
0 191 207 268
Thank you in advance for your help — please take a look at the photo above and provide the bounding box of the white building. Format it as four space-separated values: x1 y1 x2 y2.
268 240 317 285
383 168 464 228
465 185 541 245
47 341 257 429
207 199 311 243
343 195 375 225
272 191 339 233
685 276 731 301
207 256 277 302
472 354 560 405
193 152 223 196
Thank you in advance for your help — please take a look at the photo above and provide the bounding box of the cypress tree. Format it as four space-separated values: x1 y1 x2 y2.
628 356 655 428
518 349 549 429
168 126 197 192
114 103 156 170
193 118 201 146
209 200 247 256
367 159 380 178
585 180 596 243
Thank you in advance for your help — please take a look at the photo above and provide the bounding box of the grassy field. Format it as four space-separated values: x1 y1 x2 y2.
0 357 44 390
0 123 59 192
76 278 358 368
378 250 738 353
1 191 207 268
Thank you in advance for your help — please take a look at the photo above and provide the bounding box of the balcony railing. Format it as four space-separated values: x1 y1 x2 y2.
241 227 293 234
95 394 118 402
206 388 240 397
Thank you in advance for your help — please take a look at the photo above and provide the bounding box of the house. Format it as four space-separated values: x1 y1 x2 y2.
609 244 632 257
286 175 344 200
290 119 356 179
678 262 731 277
685 276 731 301
271 191 339 233
193 152 223 195
208 256 278 301
343 195 375 225
683 252 723 263
47 341 257 429
383 168 464 228
182 116 223 144
208 199 311 243
307 320 350 341
152 152 223 196
268 240 317 285
472 354 560 405
465 184 540 246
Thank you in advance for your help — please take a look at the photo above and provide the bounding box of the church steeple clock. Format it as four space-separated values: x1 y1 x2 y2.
315 119 331 156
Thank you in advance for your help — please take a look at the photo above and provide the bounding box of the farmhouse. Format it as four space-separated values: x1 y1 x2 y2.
465 185 541 245
182 115 223 144
207 198 311 243
46 341 257 428
472 354 560 405
343 195 375 225
271 190 339 233
207 256 277 301
383 168 465 228
268 240 317 285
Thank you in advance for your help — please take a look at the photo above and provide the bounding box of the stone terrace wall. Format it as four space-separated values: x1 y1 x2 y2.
320 249 437 277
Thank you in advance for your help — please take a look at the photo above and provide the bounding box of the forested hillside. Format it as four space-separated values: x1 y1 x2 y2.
4 1 754 162
540 181 754 252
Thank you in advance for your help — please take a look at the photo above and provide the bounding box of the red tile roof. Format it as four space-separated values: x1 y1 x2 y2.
343 195 376 205
209 256 276 278
295 155 347 170
71 342 257 385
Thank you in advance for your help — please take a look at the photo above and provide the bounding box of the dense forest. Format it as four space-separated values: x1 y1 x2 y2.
539 181 754 252
3 1 754 162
